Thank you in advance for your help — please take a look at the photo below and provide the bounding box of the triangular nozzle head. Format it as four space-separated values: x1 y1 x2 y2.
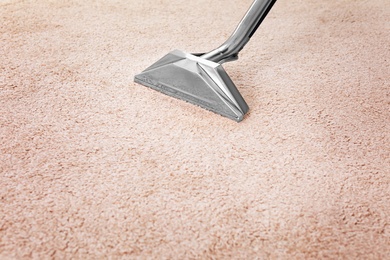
134 50 249 122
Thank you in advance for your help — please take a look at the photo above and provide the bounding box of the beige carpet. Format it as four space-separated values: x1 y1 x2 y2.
1 0 389 258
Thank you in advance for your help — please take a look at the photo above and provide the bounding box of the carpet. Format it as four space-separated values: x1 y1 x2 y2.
1 0 389 258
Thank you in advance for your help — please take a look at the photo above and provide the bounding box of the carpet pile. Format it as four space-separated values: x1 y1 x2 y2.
1 0 389 258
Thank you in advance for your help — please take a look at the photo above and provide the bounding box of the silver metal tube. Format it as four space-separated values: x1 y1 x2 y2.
201 0 276 64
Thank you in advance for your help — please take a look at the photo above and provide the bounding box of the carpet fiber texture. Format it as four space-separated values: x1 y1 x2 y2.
1 0 389 258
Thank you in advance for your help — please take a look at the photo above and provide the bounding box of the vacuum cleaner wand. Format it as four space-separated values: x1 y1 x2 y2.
134 0 277 122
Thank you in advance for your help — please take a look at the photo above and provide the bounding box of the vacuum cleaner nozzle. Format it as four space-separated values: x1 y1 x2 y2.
134 50 249 122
